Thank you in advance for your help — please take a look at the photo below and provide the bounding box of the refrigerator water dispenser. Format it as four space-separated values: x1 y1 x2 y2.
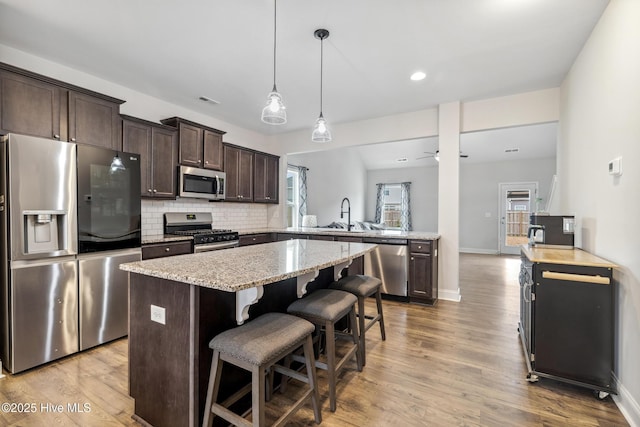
23 210 67 254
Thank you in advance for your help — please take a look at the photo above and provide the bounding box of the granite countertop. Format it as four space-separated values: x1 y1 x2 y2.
521 245 617 268
142 234 193 245
239 227 440 240
121 239 377 292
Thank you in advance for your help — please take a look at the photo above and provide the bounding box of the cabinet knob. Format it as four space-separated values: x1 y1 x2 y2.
205 161 209 164
148 189 153 193
153 189 157 193
165 248 170 252
418 245 422 249
411 257 414 260
53 134 60 139
71 137 76 142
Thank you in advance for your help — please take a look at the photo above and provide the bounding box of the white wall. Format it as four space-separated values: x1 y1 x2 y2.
287 147 367 227
459 157 556 253
559 0 640 424
366 167 439 232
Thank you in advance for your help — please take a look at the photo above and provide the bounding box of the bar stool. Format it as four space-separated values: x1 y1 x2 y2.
330 275 386 366
202 313 321 427
286 289 362 412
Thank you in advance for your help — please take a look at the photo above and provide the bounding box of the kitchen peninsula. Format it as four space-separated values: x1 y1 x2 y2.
120 239 376 427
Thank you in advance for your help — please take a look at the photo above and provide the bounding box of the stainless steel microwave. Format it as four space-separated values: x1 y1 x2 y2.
178 165 226 200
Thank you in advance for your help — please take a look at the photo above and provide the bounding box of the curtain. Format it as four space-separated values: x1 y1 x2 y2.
298 166 308 223
374 183 384 223
400 182 412 231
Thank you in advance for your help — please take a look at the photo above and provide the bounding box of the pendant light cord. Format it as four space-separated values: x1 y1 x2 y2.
319 35 324 115
272 0 277 89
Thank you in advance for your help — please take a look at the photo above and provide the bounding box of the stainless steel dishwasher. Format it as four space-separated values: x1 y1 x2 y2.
363 238 408 296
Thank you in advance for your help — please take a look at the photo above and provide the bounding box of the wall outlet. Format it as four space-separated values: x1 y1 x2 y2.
150 304 166 325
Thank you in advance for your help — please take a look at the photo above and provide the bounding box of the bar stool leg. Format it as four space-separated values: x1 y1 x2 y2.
251 364 266 427
325 319 337 412
349 308 363 372
302 335 322 424
357 296 367 366
376 289 386 341
203 350 223 427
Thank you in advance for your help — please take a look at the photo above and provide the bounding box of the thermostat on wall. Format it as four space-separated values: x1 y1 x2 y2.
608 157 622 176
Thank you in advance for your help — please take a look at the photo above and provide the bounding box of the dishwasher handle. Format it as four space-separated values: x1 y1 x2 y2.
363 238 408 245
541 270 610 285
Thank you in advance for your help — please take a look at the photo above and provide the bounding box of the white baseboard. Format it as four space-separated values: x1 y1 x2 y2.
459 248 499 255
613 375 640 427
439 288 461 302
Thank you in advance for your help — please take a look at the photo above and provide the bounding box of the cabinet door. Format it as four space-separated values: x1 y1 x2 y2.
203 130 223 170
254 153 279 203
68 91 121 149
142 241 193 260
409 253 432 299
178 123 202 167
224 145 240 201
151 127 178 198
238 149 254 201
0 71 62 140
123 119 152 197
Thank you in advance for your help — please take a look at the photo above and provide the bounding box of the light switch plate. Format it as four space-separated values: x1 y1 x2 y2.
150 304 166 325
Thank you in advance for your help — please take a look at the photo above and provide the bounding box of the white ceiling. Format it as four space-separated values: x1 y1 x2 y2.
355 122 558 170
0 1 608 137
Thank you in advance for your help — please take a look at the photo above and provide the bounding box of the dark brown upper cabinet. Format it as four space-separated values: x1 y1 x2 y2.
68 91 122 150
0 70 63 140
0 63 125 149
254 152 279 204
161 117 225 170
224 144 253 202
122 115 178 199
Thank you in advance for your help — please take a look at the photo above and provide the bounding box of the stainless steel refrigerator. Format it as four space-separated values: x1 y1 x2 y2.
1 134 79 373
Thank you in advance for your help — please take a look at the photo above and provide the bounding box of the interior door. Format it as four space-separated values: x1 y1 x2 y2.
498 182 538 255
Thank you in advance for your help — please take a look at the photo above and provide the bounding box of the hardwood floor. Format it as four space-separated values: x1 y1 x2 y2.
0 254 628 426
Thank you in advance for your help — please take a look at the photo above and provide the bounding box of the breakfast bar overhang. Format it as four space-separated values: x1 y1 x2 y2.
120 239 377 427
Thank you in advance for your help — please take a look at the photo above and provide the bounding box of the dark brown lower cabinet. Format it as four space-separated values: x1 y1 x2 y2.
142 241 193 260
408 239 438 305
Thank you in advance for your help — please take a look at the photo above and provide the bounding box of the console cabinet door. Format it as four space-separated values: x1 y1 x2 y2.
122 119 152 196
178 123 202 167
254 153 279 203
151 127 178 198
409 253 432 299
68 91 121 150
224 145 253 201
0 71 63 140
203 129 223 170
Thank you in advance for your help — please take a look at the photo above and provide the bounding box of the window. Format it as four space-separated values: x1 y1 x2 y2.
286 166 300 227
381 184 402 229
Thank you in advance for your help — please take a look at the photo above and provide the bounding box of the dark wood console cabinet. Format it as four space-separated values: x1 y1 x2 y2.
1 63 124 150
122 115 178 198
408 239 438 304
160 117 225 171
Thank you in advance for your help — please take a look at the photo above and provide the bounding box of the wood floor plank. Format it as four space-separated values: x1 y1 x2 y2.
0 254 628 426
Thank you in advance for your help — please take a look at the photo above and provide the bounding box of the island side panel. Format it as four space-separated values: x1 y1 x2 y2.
129 273 193 427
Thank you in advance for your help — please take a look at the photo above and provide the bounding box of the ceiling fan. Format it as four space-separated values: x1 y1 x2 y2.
417 150 469 161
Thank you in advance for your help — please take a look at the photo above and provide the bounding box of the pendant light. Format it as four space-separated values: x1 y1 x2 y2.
261 0 286 125
312 28 331 143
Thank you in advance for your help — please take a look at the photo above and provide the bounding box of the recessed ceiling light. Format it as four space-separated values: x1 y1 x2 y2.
396 158 408 162
410 71 426 81
199 96 220 105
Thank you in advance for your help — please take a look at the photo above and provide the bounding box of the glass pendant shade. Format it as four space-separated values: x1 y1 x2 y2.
110 154 125 172
311 114 331 143
261 86 287 124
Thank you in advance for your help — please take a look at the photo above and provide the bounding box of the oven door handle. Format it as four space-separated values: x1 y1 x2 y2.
194 241 239 253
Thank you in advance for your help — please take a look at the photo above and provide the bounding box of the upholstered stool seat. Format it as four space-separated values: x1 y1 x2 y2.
203 312 321 427
330 274 386 366
287 289 362 412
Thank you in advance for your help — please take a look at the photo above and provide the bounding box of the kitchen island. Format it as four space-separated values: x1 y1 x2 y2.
120 239 376 427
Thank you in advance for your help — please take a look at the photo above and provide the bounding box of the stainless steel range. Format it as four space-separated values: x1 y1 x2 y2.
164 212 239 252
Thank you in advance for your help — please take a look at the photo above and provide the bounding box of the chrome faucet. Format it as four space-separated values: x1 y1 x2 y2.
340 197 351 231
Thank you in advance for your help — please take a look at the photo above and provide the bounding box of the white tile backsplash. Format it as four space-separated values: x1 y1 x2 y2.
141 199 269 237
